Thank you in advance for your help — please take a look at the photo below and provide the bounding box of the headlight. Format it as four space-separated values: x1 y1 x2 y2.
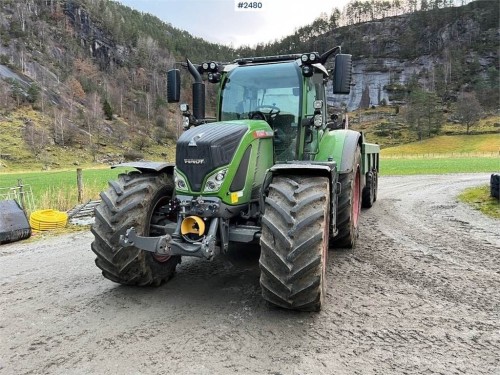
174 170 189 192
204 168 228 193
302 65 313 77
314 114 323 127
215 171 225 181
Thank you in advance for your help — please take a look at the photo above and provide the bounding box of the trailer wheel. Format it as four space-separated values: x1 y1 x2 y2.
373 170 378 202
259 175 330 311
91 171 180 286
491 174 499 199
332 146 361 248
362 171 375 208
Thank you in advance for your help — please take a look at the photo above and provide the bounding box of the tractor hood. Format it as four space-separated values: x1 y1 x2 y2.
177 122 247 191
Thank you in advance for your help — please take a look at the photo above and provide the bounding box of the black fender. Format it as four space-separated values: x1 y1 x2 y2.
112 161 175 175
338 130 362 174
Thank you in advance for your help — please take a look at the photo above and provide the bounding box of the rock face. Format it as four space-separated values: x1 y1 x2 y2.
326 1 499 110
64 2 127 70
328 56 436 110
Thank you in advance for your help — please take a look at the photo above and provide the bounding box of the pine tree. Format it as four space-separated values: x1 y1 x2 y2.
102 99 113 121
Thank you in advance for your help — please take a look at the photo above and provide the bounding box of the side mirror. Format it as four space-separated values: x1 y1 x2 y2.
333 54 352 95
167 69 181 103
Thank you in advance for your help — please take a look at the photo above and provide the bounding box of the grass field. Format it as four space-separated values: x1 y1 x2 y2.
381 134 500 156
379 157 499 175
0 167 128 211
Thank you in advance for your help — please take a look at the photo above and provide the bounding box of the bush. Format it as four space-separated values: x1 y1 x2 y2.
123 150 144 161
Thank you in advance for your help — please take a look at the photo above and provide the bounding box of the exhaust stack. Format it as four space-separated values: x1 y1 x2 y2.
187 59 205 121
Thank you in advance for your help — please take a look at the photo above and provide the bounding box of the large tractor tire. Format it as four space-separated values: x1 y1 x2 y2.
259 175 330 311
332 146 362 248
91 171 180 286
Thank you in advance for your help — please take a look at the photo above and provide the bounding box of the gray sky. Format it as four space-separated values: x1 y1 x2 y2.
118 0 349 47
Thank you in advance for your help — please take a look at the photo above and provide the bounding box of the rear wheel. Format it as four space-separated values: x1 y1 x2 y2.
259 175 330 311
91 171 180 286
332 146 361 248
362 171 375 208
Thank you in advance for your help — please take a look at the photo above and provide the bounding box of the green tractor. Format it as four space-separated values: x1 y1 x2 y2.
91 47 380 311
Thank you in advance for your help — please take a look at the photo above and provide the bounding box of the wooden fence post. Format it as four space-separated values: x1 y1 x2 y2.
77 168 83 204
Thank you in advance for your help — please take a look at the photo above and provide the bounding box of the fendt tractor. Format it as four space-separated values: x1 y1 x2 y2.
91 46 380 311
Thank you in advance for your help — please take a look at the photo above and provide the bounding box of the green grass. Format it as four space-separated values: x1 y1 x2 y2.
458 185 500 219
382 134 500 156
380 157 499 175
0 167 129 211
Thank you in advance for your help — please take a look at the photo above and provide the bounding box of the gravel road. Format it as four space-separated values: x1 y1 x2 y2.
1 174 499 375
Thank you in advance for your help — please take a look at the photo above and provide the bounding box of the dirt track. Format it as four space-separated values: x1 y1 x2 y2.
1 174 499 375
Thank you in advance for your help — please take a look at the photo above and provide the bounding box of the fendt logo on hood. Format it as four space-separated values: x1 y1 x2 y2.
184 159 205 164
188 133 204 147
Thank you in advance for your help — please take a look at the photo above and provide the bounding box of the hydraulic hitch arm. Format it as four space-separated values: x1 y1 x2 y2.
120 228 171 255
119 219 219 260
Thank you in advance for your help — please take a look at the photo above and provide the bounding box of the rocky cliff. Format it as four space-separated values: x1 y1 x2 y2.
326 1 498 110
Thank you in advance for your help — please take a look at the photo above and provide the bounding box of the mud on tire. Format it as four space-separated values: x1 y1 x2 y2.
91 171 180 286
259 175 330 311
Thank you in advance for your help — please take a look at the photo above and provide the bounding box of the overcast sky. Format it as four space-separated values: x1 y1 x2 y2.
118 0 349 47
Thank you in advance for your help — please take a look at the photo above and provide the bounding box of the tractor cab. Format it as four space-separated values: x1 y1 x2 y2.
219 61 302 161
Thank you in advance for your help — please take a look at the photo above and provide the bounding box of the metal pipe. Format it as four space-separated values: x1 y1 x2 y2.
187 58 202 83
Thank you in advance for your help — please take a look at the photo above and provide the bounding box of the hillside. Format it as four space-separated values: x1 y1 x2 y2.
0 0 498 171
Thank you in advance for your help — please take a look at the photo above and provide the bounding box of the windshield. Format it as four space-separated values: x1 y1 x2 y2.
220 62 301 160
220 62 301 122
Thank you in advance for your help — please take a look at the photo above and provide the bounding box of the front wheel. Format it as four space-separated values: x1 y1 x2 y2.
259 175 330 311
91 171 181 286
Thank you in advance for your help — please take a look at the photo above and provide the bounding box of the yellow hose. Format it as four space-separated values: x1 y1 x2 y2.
29 210 68 231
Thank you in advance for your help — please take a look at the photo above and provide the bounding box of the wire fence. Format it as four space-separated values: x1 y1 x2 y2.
0 184 35 212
